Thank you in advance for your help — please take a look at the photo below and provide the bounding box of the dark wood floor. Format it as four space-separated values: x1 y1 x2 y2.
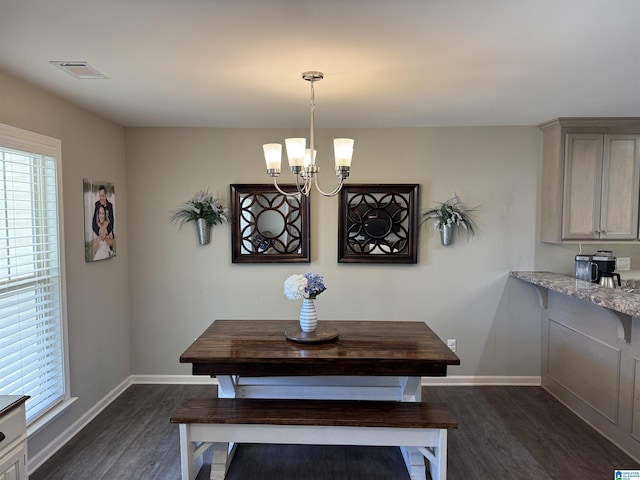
30 384 640 480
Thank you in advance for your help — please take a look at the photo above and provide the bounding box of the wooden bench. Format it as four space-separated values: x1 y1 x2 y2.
170 397 458 480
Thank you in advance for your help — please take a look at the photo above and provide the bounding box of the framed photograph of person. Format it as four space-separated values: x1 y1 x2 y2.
83 179 116 262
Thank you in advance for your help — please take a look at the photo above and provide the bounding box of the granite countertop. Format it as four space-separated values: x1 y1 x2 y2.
511 271 640 317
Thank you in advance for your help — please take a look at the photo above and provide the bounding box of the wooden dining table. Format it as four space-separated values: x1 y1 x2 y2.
179 319 460 479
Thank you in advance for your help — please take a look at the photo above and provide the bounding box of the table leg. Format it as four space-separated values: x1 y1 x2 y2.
209 442 237 480
209 442 226 480
217 375 237 398
400 376 422 401
212 375 238 479
399 377 425 478
401 446 427 480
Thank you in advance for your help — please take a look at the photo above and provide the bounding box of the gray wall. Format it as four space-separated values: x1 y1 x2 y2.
124 126 543 377
0 71 131 457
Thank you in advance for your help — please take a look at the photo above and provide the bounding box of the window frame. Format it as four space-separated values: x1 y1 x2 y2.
0 122 71 428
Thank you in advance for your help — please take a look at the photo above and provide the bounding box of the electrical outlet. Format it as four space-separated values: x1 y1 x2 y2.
447 339 456 352
618 257 631 271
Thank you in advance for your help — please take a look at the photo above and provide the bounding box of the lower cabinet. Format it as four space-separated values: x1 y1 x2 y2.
0 444 26 480
542 291 640 460
0 398 28 480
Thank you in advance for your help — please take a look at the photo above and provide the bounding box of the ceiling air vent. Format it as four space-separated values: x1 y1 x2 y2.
50 61 108 79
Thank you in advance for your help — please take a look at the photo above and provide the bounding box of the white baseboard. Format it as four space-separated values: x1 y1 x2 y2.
27 374 540 473
130 374 217 385
28 376 133 474
422 375 541 386
130 374 542 387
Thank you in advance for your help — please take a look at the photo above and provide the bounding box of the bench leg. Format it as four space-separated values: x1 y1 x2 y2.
179 424 204 480
416 429 448 480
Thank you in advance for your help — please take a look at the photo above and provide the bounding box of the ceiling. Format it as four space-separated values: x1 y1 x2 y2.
1 0 639 128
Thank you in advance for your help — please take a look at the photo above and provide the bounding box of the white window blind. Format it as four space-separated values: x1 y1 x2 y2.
0 124 68 424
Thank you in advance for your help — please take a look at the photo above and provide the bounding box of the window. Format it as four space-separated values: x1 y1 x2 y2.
0 123 69 424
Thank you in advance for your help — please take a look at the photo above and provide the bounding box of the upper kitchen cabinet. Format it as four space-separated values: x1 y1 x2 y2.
563 133 640 240
539 118 640 243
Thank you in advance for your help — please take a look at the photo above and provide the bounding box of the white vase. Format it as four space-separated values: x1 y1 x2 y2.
196 218 211 245
299 298 318 333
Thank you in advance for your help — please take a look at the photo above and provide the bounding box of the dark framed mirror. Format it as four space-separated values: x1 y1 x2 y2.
231 184 310 263
338 184 419 264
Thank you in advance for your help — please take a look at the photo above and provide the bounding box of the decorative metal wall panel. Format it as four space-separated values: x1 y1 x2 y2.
338 184 419 263
231 184 310 263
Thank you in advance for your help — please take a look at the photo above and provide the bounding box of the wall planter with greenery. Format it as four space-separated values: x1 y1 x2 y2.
421 195 478 246
170 190 229 245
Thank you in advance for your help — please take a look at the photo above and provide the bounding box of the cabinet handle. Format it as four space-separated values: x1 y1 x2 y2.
0 431 5 442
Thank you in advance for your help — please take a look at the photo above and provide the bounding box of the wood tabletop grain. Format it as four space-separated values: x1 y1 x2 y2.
180 320 460 377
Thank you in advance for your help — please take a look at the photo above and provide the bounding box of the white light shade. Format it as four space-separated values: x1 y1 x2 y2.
285 138 306 168
333 138 354 167
263 143 282 170
304 149 317 167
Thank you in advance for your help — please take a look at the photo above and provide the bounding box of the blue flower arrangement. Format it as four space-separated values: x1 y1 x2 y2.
284 272 326 300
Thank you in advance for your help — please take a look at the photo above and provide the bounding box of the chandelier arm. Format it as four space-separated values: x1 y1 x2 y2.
296 173 313 197
273 177 302 197
313 175 345 197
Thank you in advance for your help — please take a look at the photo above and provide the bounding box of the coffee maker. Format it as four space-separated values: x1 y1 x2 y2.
592 250 621 288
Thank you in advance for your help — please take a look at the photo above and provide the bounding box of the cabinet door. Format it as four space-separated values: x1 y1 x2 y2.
562 134 604 240
600 134 640 240
0 444 26 480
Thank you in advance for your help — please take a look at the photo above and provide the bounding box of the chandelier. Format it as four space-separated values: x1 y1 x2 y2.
263 71 354 197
